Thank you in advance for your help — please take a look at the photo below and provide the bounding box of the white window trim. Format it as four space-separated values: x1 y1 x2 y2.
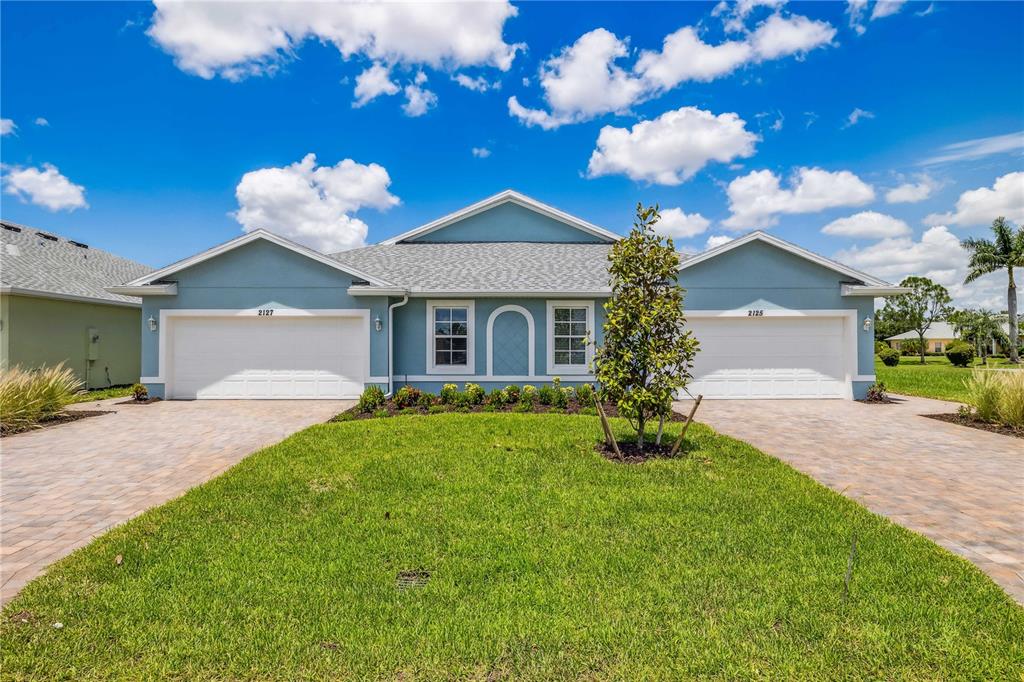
426 299 475 375
485 304 535 377
546 300 595 376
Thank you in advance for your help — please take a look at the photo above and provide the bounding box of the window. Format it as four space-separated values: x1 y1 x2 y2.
547 301 594 374
426 301 474 374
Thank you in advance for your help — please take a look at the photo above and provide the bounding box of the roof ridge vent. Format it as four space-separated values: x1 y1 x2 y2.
2 223 22 233
36 232 58 242
69 240 89 249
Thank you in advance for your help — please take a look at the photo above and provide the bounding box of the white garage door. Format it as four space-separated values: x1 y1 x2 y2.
686 316 848 399
168 316 367 399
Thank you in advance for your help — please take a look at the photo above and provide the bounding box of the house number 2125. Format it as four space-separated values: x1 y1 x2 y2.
257 309 274 316
747 309 764 317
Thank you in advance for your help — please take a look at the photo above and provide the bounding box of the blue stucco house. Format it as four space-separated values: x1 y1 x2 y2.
109 190 906 401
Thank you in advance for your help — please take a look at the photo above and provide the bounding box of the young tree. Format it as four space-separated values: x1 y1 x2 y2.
595 203 699 453
961 217 1023 363
949 308 1008 359
880 276 952 364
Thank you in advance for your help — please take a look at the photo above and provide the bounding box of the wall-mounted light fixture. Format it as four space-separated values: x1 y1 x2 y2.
863 317 873 331
148 316 157 332
374 316 383 332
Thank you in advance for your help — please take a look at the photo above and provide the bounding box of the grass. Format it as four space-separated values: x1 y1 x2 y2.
876 355 1022 402
2 414 1021 680
67 386 133 404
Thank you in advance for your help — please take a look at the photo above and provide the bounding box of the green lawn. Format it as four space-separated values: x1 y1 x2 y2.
875 355 1022 402
67 386 133 404
2 414 1020 680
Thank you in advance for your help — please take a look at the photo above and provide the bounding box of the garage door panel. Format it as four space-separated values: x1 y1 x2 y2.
685 316 848 399
169 316 366 399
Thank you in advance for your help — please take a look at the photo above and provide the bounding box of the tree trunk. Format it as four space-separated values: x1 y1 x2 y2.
655 413 665 446
637 415 645 453
918 331 926 364
1008 267 1019 364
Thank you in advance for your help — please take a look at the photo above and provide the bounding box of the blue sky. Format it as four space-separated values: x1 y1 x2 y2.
1 1 1022 306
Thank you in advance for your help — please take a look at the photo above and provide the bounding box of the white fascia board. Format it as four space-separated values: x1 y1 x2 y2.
106 283 178 297
841 284 912 297
0 286 141 308
347 286 409 297
679 231 890 287
379 189 621 245
125 230 393 288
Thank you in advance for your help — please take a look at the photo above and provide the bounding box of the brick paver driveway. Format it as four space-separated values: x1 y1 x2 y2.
675 395 1023 603
1 398 351 604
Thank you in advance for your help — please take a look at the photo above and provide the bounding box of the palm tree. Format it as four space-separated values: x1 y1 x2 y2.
962 217 1024 363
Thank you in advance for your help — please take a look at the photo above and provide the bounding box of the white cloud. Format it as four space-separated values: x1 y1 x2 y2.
148 1 521 80
834 225 1010 307
821 211 911 238
471 147 491 159
587 106 758 185
843 107 874 128
352 62 399 107
402 80 437 117
33 117 49 127
846 0 868 34
919 131 1024 165
2 163 88 211
871 0 907 20
0 119 15 136
712 0 787 33
705 234 734 249
924 172 1024 227
723 167 876 229
511 13 834 129
885 175 939 203
453 73 499 92
233 153 399 252
655 208 711 239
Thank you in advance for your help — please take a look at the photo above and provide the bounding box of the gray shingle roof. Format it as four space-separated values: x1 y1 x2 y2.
0 221 153 305
331 242 614 293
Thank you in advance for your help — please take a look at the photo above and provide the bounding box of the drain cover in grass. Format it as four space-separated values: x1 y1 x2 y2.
396 569 430 590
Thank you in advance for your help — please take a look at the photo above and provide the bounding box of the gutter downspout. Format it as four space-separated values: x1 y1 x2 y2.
385 293 409 397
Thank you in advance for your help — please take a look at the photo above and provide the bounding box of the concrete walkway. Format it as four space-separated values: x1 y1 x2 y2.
1 398 351 604
675 395 1024 603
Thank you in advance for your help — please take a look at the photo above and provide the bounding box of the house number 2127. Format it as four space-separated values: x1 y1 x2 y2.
258 309 274 316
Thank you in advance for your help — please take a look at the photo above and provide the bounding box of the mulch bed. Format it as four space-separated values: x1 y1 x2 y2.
594 441 685 464
335 400 689 422
115 397 163 405
0 410 113 438
923 413 1023 440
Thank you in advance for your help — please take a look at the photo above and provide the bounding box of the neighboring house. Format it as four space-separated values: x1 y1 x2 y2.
0 220 152 387
886 320 1021 355
110 190 906 401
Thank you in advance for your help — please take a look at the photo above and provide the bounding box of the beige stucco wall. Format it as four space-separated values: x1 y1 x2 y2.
0 294 142 388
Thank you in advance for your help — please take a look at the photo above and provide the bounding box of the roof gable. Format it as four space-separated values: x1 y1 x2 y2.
678 231 889 287
381 190 620 245
123 230 392 287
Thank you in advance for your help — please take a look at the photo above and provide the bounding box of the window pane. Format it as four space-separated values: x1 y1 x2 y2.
450 308 467 322
435 308 451 322
436 351 450 365
554 337 570 351
451 351 467 365
451 337 467 351
554 322 570 336
554 308 570 322
570 322 586 336
554 351 570 365
570 351 586 365
451 321 468 336
571 337 586 350
436 338 451 351
435 322 451 336
570 308 587 322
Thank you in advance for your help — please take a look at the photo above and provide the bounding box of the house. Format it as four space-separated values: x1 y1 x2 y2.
109 190 907 401
886 320 1020 355
0 220 153 387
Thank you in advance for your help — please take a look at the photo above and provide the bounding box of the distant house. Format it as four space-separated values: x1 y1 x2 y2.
0 221 153 388
886 320 1020 355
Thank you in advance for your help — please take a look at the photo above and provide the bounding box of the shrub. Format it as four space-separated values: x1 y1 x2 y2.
900 339 923 357
0 363 83 431
574 383 595 406
440 383 460 405
131 383 148 401
945 341 975 368
398 407 418 416
463 382 485 405
579 406 597 416
427 404 448 414
864 382 888 403
486 388 507 407
996 371 1024 428
332 411 355 422
965 371 1001 423
878 347 900 367
373 408 389 419
503 385 520 403
537 385 556 406
417 392 437 408
357 385 386 413
875 340 889 355
519 384 537 409
393 385 422 408
553 387 571 409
